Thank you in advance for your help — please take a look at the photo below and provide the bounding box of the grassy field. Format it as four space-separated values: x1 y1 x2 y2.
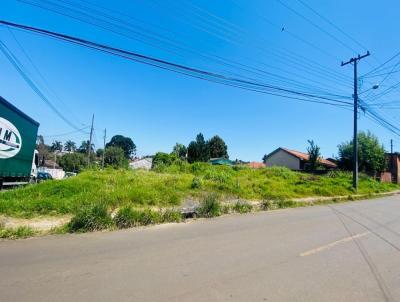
0 162 397 218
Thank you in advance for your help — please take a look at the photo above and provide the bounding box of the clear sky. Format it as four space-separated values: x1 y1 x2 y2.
1 0 400 161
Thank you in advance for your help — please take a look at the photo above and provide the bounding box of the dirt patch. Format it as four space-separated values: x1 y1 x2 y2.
0 215 71 231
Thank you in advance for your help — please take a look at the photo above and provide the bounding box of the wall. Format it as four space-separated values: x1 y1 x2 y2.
265 150 300 170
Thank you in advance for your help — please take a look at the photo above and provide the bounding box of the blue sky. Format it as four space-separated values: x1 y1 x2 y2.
1 0 400 160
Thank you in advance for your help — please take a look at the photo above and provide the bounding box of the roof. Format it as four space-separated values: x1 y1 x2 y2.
209 158 234 165
267 147 337 168
247 162 266 169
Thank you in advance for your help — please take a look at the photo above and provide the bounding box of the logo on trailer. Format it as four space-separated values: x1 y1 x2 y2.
0 117 22 159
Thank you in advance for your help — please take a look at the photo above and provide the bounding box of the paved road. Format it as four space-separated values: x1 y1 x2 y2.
1 196 400 302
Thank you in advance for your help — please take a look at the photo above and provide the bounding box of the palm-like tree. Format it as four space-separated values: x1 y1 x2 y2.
79 140 95 153
50 141 63 152
64 140 77 152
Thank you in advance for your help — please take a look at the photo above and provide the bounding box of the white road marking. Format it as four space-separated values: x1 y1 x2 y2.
300 231 371 257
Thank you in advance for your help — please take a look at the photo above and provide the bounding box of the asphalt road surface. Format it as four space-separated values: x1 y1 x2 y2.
1 196 400 302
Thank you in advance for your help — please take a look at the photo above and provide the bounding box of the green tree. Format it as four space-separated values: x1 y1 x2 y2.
262 154 268 164
58 152 86 172
78 140 94 154
207 135 228 159
104 146 128 168
64 140 76 152
50 141 63 152
106 135 136 158
36 135 50 160
96 148 104 158
172 143 187 160
338 131 386 176
306 139 321 172
187 133 210 163
153 152 178 168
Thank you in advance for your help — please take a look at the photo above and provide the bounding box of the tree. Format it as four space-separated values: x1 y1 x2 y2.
262 154 268 164
207 135 228 159
78 140 94 154
36 135 50 160
172 143 187 160
338 131 386 176
306 139 321 172
187 133 210 163
96 148 104 158
106 135 136 159
50 141 63 152
64 140 76 152
58 152 86 172
104 146 128 168
153 152 178 168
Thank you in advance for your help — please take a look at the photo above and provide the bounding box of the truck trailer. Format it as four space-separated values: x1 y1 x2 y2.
0 96 39 189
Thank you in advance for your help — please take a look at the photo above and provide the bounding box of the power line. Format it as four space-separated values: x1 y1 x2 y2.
18 0 353 95
0 20 353 109
296 0 369 52
275 0 360 54
0 40 87 132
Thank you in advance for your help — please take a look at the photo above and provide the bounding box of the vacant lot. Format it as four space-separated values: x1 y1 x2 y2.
0 163 397 218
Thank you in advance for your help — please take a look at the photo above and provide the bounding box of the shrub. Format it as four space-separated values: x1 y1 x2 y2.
233 201 253 213
276 200 297 209
197 194 221 217
260 200 275 211
113 206 164 228
191 177 202 189
162 209 183 223
68 203 113 232
0 226 36 239
114 205 141 228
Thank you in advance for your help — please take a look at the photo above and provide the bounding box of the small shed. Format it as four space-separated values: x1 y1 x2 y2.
209 158 234 166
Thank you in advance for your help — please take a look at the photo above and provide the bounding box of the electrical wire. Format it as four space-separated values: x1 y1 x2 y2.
0 40 87 132
0 20 354 109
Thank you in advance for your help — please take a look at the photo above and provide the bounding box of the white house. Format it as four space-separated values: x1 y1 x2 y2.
129 157 153 170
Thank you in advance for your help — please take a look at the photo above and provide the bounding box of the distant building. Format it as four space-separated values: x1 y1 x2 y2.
130 157 153 170
247 162 266 169
209 158 234 166
263 147 337 171
38 160 65 179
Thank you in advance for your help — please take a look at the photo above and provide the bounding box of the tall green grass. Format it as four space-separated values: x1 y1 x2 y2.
0 164 397 218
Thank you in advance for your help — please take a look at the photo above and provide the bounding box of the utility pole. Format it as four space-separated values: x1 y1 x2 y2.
87 114 94 167
341 51 370 191
391 139 393 154
102 128 106 169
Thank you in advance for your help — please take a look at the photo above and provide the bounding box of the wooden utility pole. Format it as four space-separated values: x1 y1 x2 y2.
341 51 370 191
87 114 94 167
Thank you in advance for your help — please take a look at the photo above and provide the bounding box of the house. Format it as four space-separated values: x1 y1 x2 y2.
263 147 337 171
247 162 266 169
38 160 65 179
383 153 400 183
209 158 234 166
129 157 153 170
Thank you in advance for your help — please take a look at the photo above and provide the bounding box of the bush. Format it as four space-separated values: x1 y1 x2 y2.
152 152 178 169
0 226 36 239
233 201 252 213
197 194 221 217
162 209 183 223
191 177 202 189
114 205 141 228
113 206 170 228
68 203 113 232
104 146 129 168
260 200 275 211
